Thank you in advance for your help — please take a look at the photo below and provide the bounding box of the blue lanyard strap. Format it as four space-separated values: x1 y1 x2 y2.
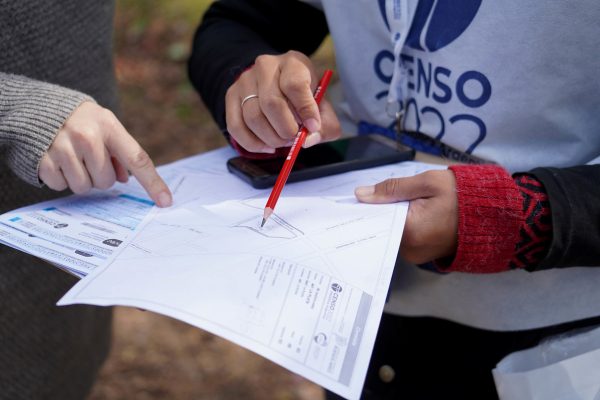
357 120 493 165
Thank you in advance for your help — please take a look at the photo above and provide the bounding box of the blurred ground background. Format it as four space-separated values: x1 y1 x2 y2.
88 1 332 399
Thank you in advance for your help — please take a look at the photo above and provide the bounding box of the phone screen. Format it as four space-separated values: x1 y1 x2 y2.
227 134 414 188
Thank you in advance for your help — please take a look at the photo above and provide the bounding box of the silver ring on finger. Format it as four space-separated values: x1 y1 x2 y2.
241 94 259 108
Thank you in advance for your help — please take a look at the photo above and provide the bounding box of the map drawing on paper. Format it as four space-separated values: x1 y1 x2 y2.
0 146 445 400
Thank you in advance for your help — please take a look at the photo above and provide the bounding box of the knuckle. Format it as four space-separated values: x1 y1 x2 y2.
262 135 287 149
381 178 401 196
254 54 275 68
251 134 275 152
46 180 66 191
279 124 299 140
70 180 91 195
100 107 116 122
53 144 74 165
127 148 152 170
99 109 119 131
295 103 316 118
62 117 82 134
95 176 115 190
260 94 286 114
244 116 265 137
243 141 264 153
75 132 96 153
281 75 310 97
228 129 259 152
69 127 89 142
285 50 309 63
241 108 263 128
418 171 439 193
54 182 69 191
241 115 259 132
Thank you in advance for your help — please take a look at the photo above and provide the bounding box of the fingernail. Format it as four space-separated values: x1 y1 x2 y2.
303 132 322 148
262 147 276 154
304 118 319 133
355 185 375 197
157 191 172 207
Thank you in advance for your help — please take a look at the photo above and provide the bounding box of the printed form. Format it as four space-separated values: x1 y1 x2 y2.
0 189 158 277
55 148 443 400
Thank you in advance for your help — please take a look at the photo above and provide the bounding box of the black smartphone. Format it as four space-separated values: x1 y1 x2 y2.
226 134 415 189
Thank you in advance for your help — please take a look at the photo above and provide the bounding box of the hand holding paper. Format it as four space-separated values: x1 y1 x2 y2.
355 169 458 264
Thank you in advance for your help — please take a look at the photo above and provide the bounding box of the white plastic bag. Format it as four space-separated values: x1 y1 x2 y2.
493 325 600 400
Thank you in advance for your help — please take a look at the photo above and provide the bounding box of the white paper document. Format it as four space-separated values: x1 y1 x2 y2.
55 148 442 399
0 189 157 277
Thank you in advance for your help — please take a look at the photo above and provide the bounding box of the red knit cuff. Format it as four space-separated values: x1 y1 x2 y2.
436 165 524 273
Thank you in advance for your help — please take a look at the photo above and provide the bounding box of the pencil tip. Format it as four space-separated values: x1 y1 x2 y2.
260 218 266 228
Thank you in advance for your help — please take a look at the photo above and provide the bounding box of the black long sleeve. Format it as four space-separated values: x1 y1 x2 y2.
188 0 329 132
530 164 600 268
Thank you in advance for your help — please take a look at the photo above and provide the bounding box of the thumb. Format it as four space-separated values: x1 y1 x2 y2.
303 100 342 148
355 174 436 204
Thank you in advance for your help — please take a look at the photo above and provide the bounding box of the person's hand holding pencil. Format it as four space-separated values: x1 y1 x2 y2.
261 69 333 227
224 51 341 154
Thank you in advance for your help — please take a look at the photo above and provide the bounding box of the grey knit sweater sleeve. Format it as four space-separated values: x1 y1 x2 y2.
0 72 94 186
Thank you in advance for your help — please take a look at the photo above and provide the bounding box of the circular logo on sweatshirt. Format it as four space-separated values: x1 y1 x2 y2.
379 0 482 52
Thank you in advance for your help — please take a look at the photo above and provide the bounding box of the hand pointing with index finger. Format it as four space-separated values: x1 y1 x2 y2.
39 101 173 207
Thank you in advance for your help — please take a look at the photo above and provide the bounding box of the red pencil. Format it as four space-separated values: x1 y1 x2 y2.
261 69 333 227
